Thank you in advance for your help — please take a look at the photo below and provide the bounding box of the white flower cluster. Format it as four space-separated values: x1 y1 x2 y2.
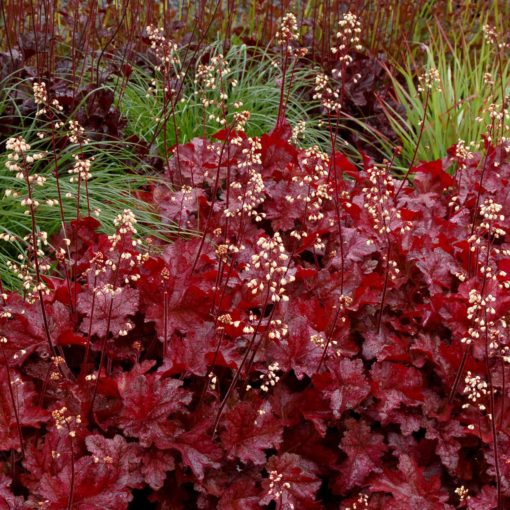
49 355 66 381
461 289 496 345
195 54 233 124
476 99 510 144
290 120 306 145
69 155 92 183
52 406 81 438
479 198 506 239
362 164 396 235
215 242 243 263
33 81 63 117
113 209 137 234
6 139 47 206
240 311 260 336
417 67 441 93
7 255 48 297
108 209 143 253
146 24 180 69
145 25 183 99
455 485 469 502
33 81 48 105
333 12 363 64
225 139 266 221
482 24 508 50
147 24 166 49
68 120 89 145
259 361 280 392
268 319 288 340
217 313 238 328
310 333 342 358
245 232 294 303
462 371 488 412
466 199 509 293
313 14 363 111
346 493 369 510
208 372 217 390
232 110 251 132
6 137 45 179
453 139 476 168
487 318 510 364
301 147 330 209
276 12 299 47
267 469 293 507
313 72 341 112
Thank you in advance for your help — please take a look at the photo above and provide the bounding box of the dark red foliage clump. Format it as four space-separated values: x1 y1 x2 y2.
1 125 510 509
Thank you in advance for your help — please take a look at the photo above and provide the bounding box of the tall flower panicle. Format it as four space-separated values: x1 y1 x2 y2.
333 12 363 62
362 162 410 240
459 199 508 348
145 24 185 112
225 138 266 221
4 136 50 299
193 53 237 127
276 12 307 57
276 13 299 49
314 12 364 111
146 24 182 76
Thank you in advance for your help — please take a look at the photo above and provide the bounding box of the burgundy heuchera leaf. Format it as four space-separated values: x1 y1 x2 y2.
335 418 387 491
220 401 282 465
115 361 192 447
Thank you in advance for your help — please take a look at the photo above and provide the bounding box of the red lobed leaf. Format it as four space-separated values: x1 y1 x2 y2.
370 453 451 509
312 358 371 418
77 285 139 338
220 400 282 465
335 418 387 492
115 362 192 447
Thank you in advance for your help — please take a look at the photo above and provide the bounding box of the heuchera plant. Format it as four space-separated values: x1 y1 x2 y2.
1 118 510 509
